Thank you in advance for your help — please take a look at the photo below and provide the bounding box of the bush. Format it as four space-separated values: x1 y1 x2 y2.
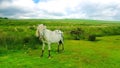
70 28 84 40
4 17 8 19
88 35 96 41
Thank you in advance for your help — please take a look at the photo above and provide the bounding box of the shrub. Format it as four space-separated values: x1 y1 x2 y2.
88 34 96 41
70 28 84 40
4 17 8 19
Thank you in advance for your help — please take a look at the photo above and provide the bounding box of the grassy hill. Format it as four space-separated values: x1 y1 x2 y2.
0 19 120 68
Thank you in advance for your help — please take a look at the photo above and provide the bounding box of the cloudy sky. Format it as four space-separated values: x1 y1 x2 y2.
0 0 120 20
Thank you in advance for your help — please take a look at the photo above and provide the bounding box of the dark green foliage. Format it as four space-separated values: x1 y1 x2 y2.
88 35 96 41
70 28 84 40
23 35 41 49
4 17 8 19
0 17 8 19
23 36 30 44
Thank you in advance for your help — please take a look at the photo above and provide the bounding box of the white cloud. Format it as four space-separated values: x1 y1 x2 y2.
0 0 120 20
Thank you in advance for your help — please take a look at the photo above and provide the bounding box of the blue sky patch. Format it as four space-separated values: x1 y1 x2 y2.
33 0 40 3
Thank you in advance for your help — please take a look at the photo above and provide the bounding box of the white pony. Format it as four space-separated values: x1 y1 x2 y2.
36 24 64 58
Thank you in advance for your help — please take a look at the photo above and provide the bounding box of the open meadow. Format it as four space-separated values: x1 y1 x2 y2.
0 19 120 68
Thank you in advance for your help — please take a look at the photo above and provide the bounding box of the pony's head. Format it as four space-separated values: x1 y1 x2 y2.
38 24 46 30
36 24 46 37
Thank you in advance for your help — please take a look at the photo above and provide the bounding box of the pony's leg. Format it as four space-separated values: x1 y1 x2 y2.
59 40 64 51
61 40 64 51
57 44 60 52
62 43 64 51
48 43 51 58
41 43 45 57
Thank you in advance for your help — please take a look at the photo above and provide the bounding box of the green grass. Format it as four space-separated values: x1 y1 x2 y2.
0 35 120 68
0 19 120 68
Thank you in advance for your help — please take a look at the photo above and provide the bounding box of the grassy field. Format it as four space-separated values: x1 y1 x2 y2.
0 36 120 68
0 19 120 68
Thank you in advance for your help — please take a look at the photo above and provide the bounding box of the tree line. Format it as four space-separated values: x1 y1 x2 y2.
0 17 8 19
